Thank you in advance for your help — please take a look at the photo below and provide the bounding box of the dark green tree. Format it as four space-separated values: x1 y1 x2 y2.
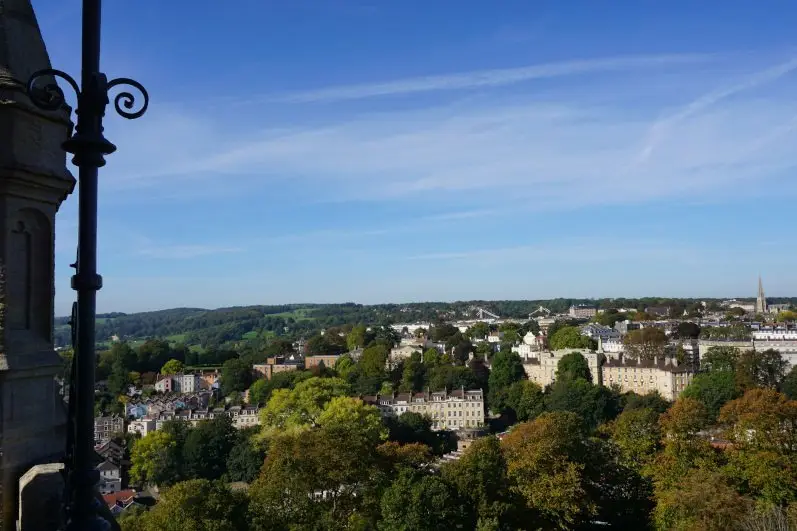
782 365 797 399
442 436 516 528
622 391 670 414
681 370 741 420
556 352 592 383
399 352 425 392
225 430 266 483
385 412 454 456
183 415 237 481
546 378 621 430
220 358 253 396
506 380 545 422
379 469 471 531
487 351 525 413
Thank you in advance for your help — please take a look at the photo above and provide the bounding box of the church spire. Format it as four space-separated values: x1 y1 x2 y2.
756 275 768 314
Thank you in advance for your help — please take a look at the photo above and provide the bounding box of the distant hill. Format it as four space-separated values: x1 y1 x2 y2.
49 298 732 347
53 297 795 350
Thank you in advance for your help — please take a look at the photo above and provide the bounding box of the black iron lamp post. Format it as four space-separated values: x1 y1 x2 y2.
26 0 148 529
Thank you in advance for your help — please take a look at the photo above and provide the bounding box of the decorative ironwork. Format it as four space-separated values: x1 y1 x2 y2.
107 78 149 119
25 1 149 529
27 70 150 122
25 69 80 111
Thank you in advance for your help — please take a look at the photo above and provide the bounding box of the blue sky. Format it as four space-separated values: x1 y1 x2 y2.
31 0 797 315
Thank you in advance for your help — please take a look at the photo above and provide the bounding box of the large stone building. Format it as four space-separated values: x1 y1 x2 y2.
522 349 603 388
601 355 694 401
253 357 300 380
569 305 597 319
522 349 696 401
363 388 485 431
1 1 76 528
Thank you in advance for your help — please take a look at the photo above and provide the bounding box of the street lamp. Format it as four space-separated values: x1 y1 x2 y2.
25 0 148 529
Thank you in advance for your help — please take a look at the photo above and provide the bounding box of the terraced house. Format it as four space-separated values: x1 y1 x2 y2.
364 388 485 431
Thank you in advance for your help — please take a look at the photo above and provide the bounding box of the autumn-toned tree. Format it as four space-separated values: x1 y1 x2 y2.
608 407 662 471
623 327 667 360
502 412 596 528
718 388 797 452
735 349 789 391
653 468 750 531
659 397 709 441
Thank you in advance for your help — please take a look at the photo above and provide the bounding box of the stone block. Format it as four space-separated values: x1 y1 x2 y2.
16 463 64 531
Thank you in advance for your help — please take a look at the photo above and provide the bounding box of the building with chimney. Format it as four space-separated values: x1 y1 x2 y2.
0 1 76 528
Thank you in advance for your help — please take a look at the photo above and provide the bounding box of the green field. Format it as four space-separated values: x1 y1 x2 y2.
266 308 315 321
166 333 188 343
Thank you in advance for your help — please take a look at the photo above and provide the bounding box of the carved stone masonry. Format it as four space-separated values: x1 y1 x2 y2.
0 0 77 529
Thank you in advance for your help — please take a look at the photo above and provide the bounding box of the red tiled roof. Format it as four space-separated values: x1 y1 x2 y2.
103 489 136 506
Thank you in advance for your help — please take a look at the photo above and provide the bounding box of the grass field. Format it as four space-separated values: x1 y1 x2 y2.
166 333 188 343
266 308 315 320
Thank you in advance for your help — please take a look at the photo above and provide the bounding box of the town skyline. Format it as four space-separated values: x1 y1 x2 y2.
60 275 790 316
28 0 797 313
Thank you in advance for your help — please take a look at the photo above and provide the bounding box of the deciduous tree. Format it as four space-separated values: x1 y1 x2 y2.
259 377 351 434
506 380 544 422
556 352 592 383
503 412 596 528
681 370 741 421
130 429 183 487
134 479 248 531
442 436 514 527
379 469 471 531
783 365 797 400
160 358 184 376
183 415 237 481
608 407 661 470
549 326 595 351
487 351 525 413
623 328 667 360
653 468 749 531
220 358 253 396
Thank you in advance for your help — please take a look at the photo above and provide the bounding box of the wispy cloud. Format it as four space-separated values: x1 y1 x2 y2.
269 53 710 103
406 241 684 262
422 209 500 222
128 233 242 259
636 55 797 162
136 245 243 259
97 51 797 214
